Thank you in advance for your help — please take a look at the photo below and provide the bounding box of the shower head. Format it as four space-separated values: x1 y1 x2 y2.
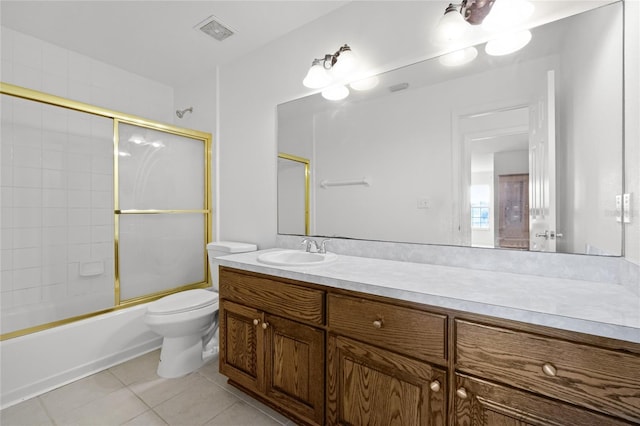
176 107 193 118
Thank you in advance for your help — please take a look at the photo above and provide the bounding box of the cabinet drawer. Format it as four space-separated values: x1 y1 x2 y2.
328 293 447 363
456 319 640 423
455 373 632 426
220 268 324 325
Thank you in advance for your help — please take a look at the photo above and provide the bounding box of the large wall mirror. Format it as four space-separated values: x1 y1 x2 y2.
277 2 623 256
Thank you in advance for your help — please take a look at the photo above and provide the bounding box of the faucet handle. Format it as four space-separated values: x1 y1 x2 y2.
319 239 332 254
300 238 319 252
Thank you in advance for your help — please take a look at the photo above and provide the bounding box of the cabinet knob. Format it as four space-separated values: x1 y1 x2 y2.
429 380 441 392
372 319 383 329
253 319 260 326
261 322 269 329
542 363 557 377
456 388 468 399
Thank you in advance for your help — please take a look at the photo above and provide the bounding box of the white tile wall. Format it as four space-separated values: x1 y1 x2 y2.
0 26 175 334
0 97 116 333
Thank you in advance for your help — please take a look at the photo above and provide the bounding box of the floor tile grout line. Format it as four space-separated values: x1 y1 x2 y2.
193 371 288 425
37 370 131 425
36 395 58 426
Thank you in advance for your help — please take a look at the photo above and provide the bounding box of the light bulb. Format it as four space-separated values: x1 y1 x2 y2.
303 60 332 88
322 85 349 101
483 0 534 31
485 30 532 56
434 5 469 44
438 46 478 67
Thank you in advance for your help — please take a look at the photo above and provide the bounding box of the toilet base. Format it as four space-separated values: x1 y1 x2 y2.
157 335 216 378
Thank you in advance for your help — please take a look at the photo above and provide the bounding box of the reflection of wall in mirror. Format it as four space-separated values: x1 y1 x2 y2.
556 3 622 256
310 57 558 245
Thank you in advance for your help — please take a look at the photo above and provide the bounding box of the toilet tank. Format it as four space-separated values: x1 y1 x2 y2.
207 241 257 291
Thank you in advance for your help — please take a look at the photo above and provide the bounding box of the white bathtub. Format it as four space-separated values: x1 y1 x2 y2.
1 293 116 336
0 303 162 409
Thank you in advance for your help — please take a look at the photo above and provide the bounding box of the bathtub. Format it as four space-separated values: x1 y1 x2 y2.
0 303 162 409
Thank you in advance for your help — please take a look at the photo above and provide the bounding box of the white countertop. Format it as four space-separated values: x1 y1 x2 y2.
216 249 640 344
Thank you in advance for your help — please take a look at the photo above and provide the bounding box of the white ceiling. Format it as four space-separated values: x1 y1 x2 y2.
1 1 614 89
0 1 349 87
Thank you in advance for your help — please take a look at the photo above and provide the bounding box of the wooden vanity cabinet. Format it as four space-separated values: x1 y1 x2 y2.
454 373 632 426
219 268 325 426
327 293 448 426
218 267 640 426
454 319 640 425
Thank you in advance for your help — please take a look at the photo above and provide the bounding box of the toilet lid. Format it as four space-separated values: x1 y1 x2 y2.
147 289 218 315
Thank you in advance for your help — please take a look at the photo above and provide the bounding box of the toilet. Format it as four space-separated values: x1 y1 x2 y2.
144 241 257 378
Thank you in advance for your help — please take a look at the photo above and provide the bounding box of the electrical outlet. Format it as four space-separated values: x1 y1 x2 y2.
417 198 430 209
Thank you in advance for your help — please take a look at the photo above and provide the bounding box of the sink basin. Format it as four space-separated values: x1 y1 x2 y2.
257 250 338 267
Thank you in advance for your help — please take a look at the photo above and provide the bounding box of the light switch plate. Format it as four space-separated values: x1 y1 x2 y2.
615 195 622 222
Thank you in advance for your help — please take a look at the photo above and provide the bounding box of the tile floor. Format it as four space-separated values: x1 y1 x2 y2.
0 350 298 426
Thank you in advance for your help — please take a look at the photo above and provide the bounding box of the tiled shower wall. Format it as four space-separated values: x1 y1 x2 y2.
0 27 175 333
0 97 115 332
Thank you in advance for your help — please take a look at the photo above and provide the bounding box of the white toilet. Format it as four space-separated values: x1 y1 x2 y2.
144 241 257 378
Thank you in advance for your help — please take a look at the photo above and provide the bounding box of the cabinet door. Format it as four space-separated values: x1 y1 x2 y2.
327 334 446 426
454 374 631 426
219 300 264 394
265 314 325 425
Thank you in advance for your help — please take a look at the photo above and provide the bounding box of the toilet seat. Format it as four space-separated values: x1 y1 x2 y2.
148 289 218 315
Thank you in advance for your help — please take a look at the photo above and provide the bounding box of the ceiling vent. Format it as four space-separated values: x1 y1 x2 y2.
194 16 235 42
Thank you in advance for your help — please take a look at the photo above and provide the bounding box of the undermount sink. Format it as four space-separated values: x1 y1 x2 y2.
257 250 338 267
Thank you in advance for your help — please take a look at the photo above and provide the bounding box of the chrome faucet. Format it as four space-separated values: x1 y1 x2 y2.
318 239 331 254
301 238 319 253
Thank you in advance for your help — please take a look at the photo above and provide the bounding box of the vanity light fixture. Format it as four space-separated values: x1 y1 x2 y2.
302 44 356 89
434 3 470 43
434 0 535 59
434 0 496 44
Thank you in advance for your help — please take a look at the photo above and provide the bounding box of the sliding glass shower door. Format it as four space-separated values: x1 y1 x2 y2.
1 83 211 339
116 122 208 302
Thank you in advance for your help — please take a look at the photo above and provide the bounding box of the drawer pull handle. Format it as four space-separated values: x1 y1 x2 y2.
542 363 557 377
429 380 441 392
253 319 260 326
456 388 468 399
372 319 384 329
262 322 269 330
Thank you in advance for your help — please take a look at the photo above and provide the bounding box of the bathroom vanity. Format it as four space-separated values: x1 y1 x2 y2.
216 251 640 426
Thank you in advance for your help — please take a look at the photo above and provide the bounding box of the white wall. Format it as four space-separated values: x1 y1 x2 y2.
557 4 623 256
